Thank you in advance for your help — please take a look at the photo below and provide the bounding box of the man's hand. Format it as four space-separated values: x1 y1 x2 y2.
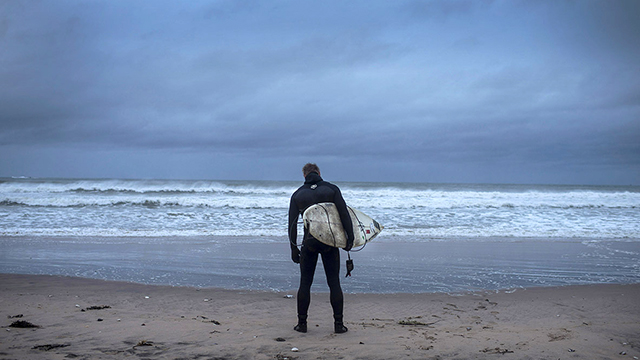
291 247 301 264
344 239 353 252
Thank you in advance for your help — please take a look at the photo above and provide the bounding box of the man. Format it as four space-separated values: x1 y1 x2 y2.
288 163 354 334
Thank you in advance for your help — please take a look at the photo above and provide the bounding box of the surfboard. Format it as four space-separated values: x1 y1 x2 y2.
302 202 383 249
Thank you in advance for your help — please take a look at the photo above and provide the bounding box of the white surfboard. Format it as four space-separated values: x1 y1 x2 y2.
302 202 383 249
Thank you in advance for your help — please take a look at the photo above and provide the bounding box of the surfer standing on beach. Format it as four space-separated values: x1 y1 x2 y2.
288 163 354 334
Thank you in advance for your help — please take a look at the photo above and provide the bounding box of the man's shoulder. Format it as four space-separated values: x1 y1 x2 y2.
319 180 340 191
291 183 312 197
291 186 304 197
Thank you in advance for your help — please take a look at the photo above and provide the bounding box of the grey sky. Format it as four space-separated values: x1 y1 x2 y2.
1 0 639 184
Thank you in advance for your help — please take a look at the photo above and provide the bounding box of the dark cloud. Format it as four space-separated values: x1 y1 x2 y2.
0 0 638 184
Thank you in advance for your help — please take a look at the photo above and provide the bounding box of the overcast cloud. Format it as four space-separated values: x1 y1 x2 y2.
1 0 639 184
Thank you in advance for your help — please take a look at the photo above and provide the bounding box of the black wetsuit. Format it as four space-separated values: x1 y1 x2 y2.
288 172 354 328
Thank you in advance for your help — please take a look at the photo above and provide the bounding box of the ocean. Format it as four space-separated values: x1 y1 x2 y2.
1 177 639 293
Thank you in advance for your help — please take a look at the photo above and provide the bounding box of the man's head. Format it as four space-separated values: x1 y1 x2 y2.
302 163 321 177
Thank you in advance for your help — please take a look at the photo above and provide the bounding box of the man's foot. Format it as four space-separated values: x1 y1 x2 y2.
294 323 307 333
335 323 348 334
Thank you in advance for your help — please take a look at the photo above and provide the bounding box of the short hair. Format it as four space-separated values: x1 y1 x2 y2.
302 163 320 177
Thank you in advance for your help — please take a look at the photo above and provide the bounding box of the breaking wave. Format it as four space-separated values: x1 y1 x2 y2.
1 178 639 239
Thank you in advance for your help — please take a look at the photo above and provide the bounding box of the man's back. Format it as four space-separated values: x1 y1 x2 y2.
291 174 340 214
288 172 354 246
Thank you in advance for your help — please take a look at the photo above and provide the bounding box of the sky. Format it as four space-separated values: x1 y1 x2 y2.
1 0 639 185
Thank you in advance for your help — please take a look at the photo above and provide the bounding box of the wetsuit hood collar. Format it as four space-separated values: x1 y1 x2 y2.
304 172 323 185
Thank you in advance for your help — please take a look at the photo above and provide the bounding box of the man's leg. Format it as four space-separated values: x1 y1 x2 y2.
296 245 318 332
321 248 348 333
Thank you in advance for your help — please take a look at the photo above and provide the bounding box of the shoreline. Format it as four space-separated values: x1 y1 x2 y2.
2 274 639 359
3 237 639 293
3 271 640 295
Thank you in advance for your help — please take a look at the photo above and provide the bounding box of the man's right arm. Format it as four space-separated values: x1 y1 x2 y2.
332 186 354 251
288 195 301 263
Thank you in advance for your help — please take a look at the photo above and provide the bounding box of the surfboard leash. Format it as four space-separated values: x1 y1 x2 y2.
348 211 369 253
318 203 339 248
345 251 354 277
314 204 355 277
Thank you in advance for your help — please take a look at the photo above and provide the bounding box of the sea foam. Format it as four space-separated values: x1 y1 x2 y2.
1 178 638 239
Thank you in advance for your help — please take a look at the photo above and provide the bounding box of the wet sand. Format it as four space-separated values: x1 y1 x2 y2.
1 274 638 359
3 237 639 293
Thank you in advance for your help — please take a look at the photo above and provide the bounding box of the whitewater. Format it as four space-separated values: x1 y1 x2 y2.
1 178 639 239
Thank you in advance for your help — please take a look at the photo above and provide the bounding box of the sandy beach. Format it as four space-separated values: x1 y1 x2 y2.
1 274 638 359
